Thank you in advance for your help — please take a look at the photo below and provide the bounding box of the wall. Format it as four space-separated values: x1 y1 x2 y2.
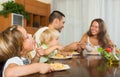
37 0 51 4
0 0 51 10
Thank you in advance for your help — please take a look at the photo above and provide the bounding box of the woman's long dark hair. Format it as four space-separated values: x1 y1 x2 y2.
87 18 111 48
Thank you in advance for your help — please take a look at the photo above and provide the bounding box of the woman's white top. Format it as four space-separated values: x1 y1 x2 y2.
2 57 30 77
83 36 100 55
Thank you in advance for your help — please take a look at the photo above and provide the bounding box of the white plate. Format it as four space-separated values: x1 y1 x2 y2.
54 65 70 71
86 53 101 56
51 55 72 59
72 52 80 55
57 64 70 71
50 63 70 71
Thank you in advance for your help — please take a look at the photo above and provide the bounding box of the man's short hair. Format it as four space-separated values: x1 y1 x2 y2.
49 10 65 23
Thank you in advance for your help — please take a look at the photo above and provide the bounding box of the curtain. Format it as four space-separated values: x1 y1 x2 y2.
51 0 120 47
51 0 89 45
100 0 120 47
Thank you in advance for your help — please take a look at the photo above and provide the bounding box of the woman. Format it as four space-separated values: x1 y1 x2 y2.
79 18 114 55
0 25 53 77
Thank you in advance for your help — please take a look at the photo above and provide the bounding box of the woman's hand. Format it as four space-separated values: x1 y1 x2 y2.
77 41 87 51
79 42 86 49
63 42 80 52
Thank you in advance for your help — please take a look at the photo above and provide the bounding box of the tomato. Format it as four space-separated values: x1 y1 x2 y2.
105 47 112 53
116 49 119 53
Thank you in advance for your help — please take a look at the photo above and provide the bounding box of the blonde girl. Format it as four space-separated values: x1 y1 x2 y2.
39 29 63 63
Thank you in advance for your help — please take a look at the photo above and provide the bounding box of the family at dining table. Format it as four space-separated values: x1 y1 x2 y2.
0 10 115 77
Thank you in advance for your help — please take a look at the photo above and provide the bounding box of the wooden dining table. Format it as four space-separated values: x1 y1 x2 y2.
21 54 120 77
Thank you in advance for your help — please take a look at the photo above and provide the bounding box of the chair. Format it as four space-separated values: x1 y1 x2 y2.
0 62 5 77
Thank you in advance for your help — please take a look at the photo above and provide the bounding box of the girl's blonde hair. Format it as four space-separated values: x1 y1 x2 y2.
0 25 24 62
40 29 60 44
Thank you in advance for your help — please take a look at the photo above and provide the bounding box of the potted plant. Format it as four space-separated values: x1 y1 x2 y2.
0 0 29 20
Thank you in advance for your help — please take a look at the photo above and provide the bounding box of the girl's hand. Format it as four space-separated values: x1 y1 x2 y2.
35 46 44 57
39 63 54 74
31 47 44 63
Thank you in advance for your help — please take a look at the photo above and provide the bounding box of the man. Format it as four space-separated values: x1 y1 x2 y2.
34 10 80 52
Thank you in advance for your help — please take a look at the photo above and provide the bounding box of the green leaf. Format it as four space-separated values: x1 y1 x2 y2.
98 47 105 52
0 0 29 20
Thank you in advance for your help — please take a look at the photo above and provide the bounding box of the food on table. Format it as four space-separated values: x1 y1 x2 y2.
50 63 70 71
54 54 65 58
